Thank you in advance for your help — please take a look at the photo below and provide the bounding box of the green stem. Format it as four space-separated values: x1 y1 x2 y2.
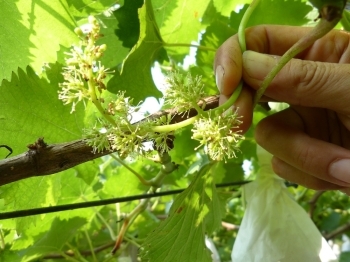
81 194 116 240
238 0 260 52
124 235 142 247
84 229 98 262
163 42 216 52
199 0 257 116
253 15 341 106
87 79 116 127
151 114 199 133
148 152 177 188
208 83 242 115
111 193 151 254
193 103 205 114
65 243 89 262
95 208 116 240
0 229 4 249
341 13 350 31
295 187 309 202
85 30 116 127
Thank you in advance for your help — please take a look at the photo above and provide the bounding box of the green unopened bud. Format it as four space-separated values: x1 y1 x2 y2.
95 52 102 59
74 27 84 37
99 44 107 52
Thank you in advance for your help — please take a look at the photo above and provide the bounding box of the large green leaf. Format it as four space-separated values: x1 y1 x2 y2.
0 0 78 81
113 0 144 48
0 64 92 231
246 0 313 26
152 0 211 61
102 157 153 197
0 65 84 157
0 162 100 233
20 217 87 261
0 177 50 234
95 14 130 70
213 0 251 16
107 0 164 103
170 126 199 165
141 163 224 262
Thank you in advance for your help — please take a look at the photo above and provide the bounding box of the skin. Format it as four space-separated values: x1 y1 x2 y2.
214 25 350 192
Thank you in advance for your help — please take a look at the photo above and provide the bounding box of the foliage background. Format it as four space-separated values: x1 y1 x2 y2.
0 0 350 261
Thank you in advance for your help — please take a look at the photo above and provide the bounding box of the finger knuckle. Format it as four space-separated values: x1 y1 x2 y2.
285 60 330 104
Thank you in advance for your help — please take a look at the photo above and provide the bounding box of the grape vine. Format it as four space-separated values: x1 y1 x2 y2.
0 1 349 261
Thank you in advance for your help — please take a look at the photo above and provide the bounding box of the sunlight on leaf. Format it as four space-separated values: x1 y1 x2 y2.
153 0 211 61
21 217 86 261
0 65 84 156
0 177 50 233
67 0 116 17
0 0 78 81
141 162 224 262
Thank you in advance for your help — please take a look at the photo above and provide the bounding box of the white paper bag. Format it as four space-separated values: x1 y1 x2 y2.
231 147 337 262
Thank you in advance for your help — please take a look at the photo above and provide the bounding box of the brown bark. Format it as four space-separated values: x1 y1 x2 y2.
0 139 106 185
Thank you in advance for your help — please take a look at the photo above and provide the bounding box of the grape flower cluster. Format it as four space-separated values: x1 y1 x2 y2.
58 16 244 161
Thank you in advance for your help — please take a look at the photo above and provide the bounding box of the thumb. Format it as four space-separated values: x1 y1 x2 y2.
242 50 350 113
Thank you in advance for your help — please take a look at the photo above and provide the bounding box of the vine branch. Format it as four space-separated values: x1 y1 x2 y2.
308 190 325 219
0 96 219 186
43 241 115 259
324 222 350 241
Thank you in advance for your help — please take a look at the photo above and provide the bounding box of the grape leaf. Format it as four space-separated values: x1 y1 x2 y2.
95 14 130 69
20 217 87 261
170 126 199 165
74 158 101 185
0 0 78 81
113 0 144 48
197 17 235 66
141 163 223 262
102 158 152 197
0 65 84 157
152 0 211 61
0 177 50 234
0 64 94 231
213 0 251 17
246 0 313 26
195 17 236 94
0 161 100 233
340 251 350 262
67 0 117 17
107 0 164 103
0 249 20 262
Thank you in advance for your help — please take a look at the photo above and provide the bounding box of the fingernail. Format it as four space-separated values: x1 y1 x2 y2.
243 51 279 80
215 65 225 93
329 159 350 184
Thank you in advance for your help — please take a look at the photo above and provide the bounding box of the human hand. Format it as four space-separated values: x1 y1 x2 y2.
214 25 350 191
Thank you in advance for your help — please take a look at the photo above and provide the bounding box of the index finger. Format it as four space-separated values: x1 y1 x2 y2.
214 24 350 96
214 34 242 96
